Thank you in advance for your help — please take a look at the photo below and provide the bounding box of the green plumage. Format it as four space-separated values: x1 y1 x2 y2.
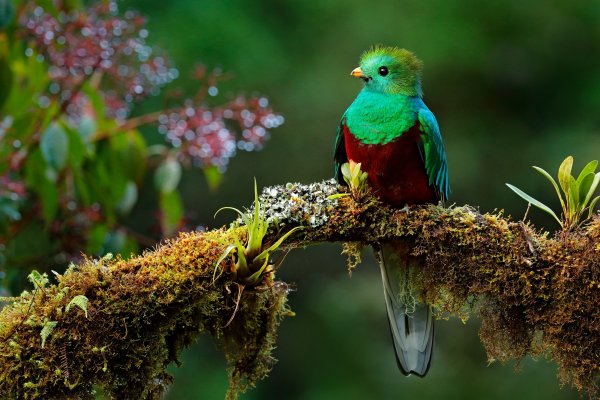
334 46 450 377
344 92 420 145
335 46 449 198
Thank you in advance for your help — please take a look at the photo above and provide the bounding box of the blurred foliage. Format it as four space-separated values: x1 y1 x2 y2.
0 0 282 293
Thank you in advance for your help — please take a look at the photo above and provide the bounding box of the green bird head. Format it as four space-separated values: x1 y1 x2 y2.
351 46 423 97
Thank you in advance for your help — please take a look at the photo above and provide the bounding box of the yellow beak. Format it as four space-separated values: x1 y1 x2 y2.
350 67 366 78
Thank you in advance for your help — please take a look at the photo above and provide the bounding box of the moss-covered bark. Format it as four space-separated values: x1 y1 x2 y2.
0 179 598 398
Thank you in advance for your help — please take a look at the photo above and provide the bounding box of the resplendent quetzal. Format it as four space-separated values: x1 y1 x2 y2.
334 46 449 377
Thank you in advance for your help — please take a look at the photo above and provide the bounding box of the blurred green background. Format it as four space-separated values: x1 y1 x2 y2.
121 0 599 398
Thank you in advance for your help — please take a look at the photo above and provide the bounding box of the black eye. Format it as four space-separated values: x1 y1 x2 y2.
378 66 389 76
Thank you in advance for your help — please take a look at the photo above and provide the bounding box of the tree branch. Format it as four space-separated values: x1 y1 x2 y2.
0 179 598 399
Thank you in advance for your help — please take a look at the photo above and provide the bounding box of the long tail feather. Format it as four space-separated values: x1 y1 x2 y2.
379 243 434 377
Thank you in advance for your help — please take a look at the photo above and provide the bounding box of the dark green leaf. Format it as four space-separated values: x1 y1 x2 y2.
155 158 181 193
64 125 86 168
204 166 223 192
576 160 598 185
86 224 108 255
568 176 579 212
39 175 58 223
78 116 97 143
159 190 183 237
116 181 138 215
40 122 69 171
0 0 14 29
588 196 600 219
109 131 147 182
578 173 594 206
583 173 600 209
0 48 13 111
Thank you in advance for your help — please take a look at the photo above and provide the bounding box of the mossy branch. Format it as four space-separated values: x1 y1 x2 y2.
0 179 598 399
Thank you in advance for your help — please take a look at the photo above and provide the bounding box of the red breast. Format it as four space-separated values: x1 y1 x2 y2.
343 121 437 207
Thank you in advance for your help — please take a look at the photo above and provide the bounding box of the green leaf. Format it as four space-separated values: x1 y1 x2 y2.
576 160 598 184
506 183 562 226
341 163 351 185
214 244 236 274
28 270 49 289
203 166 223 192
64 125 87 168
66 294 89 318
533 166 565 211
578 173 595 206
588 196 600 219
569 176 579 211
0 46 13 111
245 257 270 285
558 156 573 198
86 224 108 255
40 173 58 223
40 122 69 171
327 193 349 200
214 206 250 227
78 116 97 143
154 158 181 193
116 181 138 215
253 226 302 264
159 190 183 237
0 0 15 29
40 319 57 349
247 179 267 254
583 173 600 210
232 233 248 276
24 150 59 223
117 131 147 182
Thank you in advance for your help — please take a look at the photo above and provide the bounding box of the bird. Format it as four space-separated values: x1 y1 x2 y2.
334 46 449 377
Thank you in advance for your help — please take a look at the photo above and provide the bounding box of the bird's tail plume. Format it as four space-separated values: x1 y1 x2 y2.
378 243 434 377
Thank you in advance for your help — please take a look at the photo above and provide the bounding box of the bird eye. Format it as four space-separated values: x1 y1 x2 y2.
378 66 389 76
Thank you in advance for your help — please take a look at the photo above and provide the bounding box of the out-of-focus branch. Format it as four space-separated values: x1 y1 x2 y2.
0 179 598 399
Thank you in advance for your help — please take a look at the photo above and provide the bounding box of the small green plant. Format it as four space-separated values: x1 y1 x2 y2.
507 156 600 229
215 180 301 286
329 162 369 200
342 162 369 195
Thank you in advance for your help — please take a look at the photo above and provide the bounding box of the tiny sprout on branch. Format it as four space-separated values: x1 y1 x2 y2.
507 156 600 229
341 162 369 197
214 180 301 286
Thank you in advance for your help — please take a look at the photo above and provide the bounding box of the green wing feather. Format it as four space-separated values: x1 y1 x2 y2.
334 114 348 184
418 108 449 201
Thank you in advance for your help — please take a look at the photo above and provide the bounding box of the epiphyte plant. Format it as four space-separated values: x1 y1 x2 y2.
214 180 301 286
328 162 369 200
506 156 600 229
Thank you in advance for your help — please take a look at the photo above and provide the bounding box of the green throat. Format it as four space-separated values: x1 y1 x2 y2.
344 89 422 145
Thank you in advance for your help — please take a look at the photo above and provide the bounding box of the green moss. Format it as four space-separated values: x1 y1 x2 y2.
0 229 291 399
0 180 598 398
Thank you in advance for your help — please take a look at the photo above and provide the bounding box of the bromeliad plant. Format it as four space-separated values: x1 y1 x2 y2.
507 156 600 230
328 161 369 200
342 162 369 197
215 181 301 286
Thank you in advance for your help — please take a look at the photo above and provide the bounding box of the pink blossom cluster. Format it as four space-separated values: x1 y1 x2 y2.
20 1 178 120
0 173 26 202
158 96 284 171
